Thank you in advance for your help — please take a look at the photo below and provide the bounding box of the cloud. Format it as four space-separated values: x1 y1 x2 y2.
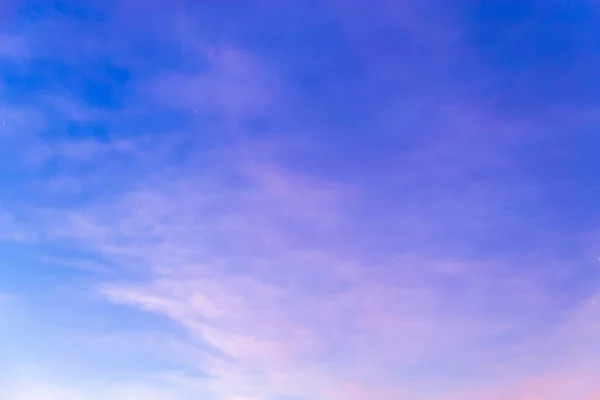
151 47 280 123
32 124 593 399
1 379 198 400
1 1 599 399
0 34 28 60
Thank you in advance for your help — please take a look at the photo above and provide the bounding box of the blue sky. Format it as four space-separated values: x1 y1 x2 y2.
1 1 600 399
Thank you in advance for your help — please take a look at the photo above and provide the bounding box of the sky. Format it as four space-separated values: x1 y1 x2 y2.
1 0 600 399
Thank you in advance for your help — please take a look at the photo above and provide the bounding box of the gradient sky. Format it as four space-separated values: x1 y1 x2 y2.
1 1 600 399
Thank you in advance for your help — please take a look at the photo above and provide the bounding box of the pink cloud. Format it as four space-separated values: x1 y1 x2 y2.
7 33 598 399
25 107 589 399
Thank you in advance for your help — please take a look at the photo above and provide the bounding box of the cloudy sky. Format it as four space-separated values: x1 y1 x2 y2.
1 1 600 399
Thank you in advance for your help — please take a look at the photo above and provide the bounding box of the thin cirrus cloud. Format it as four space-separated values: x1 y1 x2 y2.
0 1 600 399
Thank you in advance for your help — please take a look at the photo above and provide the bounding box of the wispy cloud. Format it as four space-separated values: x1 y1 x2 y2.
1 1 600 399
